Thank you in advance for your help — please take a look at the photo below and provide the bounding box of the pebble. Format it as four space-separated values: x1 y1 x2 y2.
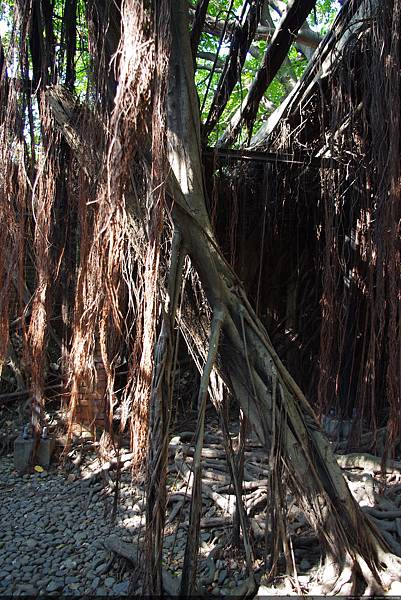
95 562 109 575
95 587 108 595
15 583 37 595
113 580 129 594
46 579 64 593
90 577 101 590
218 569 227 584
0 451 129 596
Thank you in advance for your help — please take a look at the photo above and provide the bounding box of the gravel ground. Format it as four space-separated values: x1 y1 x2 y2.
0 448 249 597
0 454 137 596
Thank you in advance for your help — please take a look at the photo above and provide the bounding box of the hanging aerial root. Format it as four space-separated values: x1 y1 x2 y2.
143 229 186 596
180 305 225 597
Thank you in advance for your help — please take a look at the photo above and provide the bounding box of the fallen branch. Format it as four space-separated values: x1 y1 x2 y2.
104 535 180 596
178 516 232 529
218 478 269 493
364 507 401 520
336 453 401 474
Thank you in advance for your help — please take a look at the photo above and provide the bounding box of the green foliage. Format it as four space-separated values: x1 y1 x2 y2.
195 0 340 143
0 0 339 143
0 1 14 53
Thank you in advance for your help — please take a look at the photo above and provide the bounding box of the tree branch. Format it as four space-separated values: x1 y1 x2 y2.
218 0 317 147
203 0 263 137
190 0 211 67
189 7 321 49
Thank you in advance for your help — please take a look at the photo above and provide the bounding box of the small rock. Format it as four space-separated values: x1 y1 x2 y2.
113 581 129 594
46 579 64 593
104 577 115 588
92 554 108 569
15 583 37 595
95 587 108 595
95 562 109 575
68 583 80 590
90 577 101 590
218 569 228 585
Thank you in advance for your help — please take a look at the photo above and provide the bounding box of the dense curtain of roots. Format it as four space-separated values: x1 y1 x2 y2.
205 0 400 453
317 1 401 450
0 0 170 467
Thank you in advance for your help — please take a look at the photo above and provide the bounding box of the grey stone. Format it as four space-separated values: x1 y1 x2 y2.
164 534 176 545
95 562 109 575
95 587 108 595
15 583 37 595
36 438 56 469
63 558 77 569
46 579 64 593
92 554 108 569
218 569 228 585
104 577 115 588
2 587 14 596
112 581 129 594
67 582 80 590
21 565 34 573
90 577 101 589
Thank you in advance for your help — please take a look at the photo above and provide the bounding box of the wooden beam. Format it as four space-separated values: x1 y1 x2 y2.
203 146 335 168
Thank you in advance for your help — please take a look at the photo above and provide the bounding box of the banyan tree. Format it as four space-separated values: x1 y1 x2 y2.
0 0 400 595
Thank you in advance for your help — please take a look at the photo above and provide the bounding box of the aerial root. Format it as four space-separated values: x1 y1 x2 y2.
375 547 401 588
317 552 356 595
355 553 384 596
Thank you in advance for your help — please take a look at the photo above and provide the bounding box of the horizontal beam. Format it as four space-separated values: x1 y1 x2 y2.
203 146 335 168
